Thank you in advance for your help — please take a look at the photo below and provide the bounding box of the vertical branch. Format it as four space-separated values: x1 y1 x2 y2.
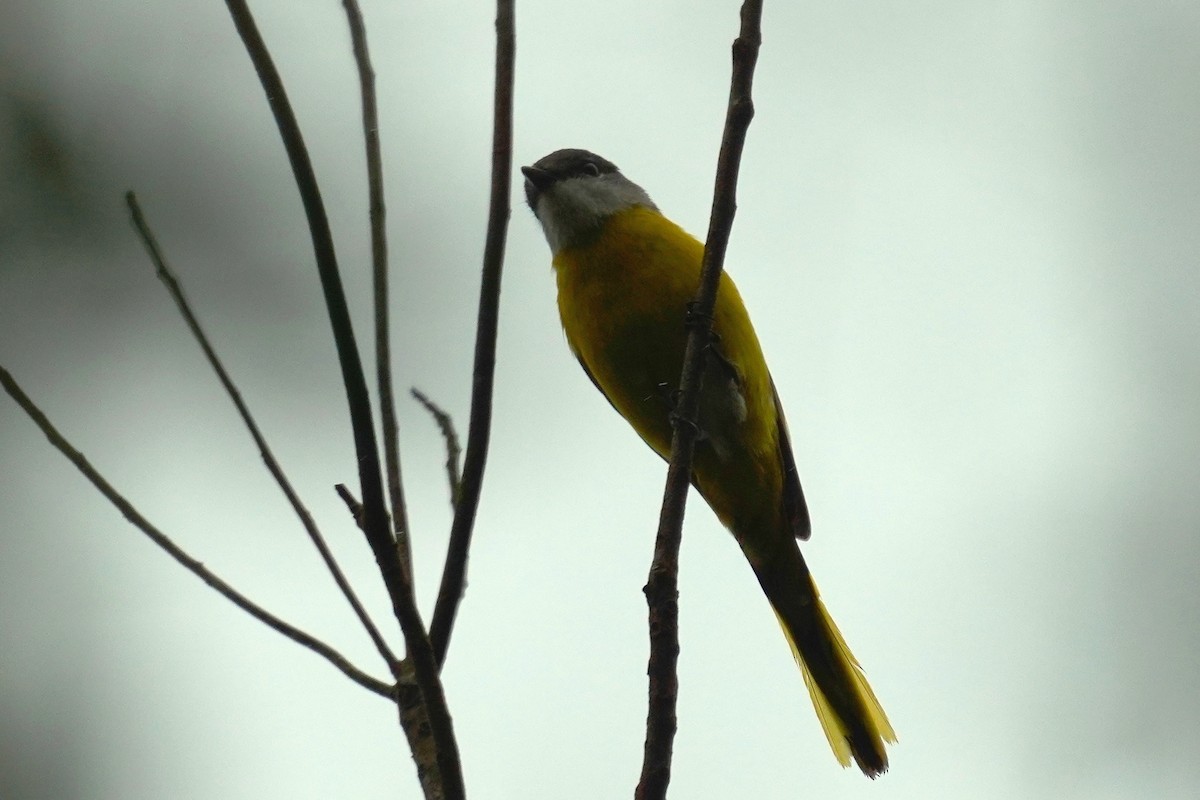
340 0 415 580
428 0 516 668
220 3 464 797
635 2 764 799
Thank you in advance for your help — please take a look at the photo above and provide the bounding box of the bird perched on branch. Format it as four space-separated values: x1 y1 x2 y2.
522 148 896 777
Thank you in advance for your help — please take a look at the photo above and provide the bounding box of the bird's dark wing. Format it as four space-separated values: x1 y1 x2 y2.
771 376 811 540
572 350 623 416
573 346 707 493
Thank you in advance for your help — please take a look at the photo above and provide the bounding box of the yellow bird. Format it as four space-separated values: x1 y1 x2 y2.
522 149 896 777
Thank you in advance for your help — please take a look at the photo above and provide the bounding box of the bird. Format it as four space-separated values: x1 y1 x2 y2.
521 148 896 777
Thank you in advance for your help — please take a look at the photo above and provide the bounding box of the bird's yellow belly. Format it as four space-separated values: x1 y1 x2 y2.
552 206 784 541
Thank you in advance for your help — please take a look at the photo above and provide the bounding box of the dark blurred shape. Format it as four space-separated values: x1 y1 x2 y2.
0 702 84 800
1 1 109 258
0 88 98 249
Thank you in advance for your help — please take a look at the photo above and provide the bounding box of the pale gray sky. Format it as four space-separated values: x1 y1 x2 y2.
2 1 1198 798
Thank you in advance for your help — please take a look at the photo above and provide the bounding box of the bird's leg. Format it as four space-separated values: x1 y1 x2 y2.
704 336 740 385
684 301 741 384
647 381 676 409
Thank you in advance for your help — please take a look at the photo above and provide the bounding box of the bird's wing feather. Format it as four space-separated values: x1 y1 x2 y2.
771 376 811 540
571 345 711 491
571 349 626 418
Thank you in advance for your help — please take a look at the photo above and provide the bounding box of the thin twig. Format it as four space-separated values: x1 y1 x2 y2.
125 190 398 674
635 2 764 798
335 483 365 524
411 388 463 506
428 0 515 670
0 366 393 700
340 0 415 583
220 4 463 797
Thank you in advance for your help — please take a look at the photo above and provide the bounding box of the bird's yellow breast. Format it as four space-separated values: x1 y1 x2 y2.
552 205 784 540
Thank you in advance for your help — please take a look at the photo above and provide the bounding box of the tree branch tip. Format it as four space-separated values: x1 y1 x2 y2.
335 483 364 521
409 387 464 508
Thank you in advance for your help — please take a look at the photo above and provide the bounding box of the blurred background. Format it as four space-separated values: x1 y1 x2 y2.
2 1 1198 797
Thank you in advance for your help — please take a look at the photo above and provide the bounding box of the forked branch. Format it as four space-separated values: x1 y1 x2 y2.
221 2 463 796
125 190 398 673
0 367 392 700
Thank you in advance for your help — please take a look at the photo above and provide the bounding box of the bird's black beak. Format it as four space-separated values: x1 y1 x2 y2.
521 165 555 191
521 165 555 211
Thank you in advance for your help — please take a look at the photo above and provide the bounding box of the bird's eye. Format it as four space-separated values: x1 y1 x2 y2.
581 161 601 177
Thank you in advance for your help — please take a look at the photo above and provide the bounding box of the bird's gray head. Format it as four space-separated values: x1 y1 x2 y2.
522 148 658 254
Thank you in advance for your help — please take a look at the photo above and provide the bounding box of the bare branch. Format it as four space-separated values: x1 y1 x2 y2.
336 482 448 796
411 388 463 506
636 2 764 798
339 0 415 584
125 190 399 674
0 366 393 700
337 481 446 798
220 3 462 796
428 0 515 670
336 482 365 524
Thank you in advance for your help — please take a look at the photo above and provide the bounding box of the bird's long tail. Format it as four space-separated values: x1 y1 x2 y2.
751 543 896 777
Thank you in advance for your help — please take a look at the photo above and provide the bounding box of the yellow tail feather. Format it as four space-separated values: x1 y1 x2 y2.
773 582 896 776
